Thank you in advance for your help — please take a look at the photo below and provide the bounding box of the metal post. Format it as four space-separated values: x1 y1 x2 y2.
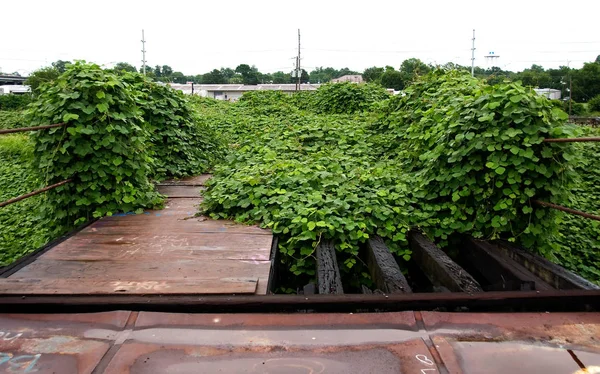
141 30 147 75
297 29 301 91
471 29 475 77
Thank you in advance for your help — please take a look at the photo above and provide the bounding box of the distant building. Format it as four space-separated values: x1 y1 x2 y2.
534 88 561 100
0 75 27 86
0 85 30 95
169 83 321 101
330 75 363 83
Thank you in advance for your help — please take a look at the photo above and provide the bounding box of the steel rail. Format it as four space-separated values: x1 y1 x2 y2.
0 179 72 208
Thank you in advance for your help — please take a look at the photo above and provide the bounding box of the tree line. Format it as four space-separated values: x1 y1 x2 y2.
16 55 600 106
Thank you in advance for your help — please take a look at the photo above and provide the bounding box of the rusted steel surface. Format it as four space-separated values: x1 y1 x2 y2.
0 122 65 135
495 241 600 290
4 175 274 295
533 200 600 222
0 310 598 373
0 311 129 374
0 179 72 208
366 236 412 293
409 231 483 293
2 290 600 314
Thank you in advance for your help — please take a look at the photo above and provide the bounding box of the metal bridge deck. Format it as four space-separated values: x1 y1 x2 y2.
0 310 599 373
1 175 273 295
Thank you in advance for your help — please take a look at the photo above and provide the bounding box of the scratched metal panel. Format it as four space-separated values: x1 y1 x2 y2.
0 312 130 374
1 311 600 373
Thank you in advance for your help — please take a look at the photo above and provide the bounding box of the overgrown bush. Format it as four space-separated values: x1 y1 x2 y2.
377 70 575 251
588 95 600 113
125 74 224 180
312 82 390 114
0 110 23 130
26 61 163 231
564 100 587 116
0 94 31 111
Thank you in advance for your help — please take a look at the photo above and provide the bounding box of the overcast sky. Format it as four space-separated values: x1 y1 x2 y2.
2 0 599 77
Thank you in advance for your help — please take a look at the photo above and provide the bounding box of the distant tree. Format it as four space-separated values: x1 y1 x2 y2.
596 55 600 64
301 69 309 83
230 75 244 84
271 71 289 84
309 67 339 83
399 58 431 85
572 61 600 101
51 60 70 73
153 65 162 77
171 71 186 83
362 66 384 83
161 65 173 77
235 64 259 85
25 67 60 92
379 66 404 90
113 62 137 73
202 69 226 84
336 67 359 78
220 68 236 82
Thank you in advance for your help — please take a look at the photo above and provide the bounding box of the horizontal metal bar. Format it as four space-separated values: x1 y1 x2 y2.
0 290 599 314
542 137 600 143
0 179 72 208
0 123 66 135
533 200 600 222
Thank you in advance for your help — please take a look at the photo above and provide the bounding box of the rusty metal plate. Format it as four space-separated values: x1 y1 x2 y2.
1 311 599 373
0 312 131 374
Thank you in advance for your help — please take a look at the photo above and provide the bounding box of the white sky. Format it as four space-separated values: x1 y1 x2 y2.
1 0 599 76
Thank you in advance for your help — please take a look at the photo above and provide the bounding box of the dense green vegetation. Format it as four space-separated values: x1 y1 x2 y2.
0 94 31 111
199 73 598 287
1 63 598 287
0 135 50 266
553 126 600 281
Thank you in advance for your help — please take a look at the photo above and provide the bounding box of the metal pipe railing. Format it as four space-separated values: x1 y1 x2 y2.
533 200 600 222
0 123 66 135
0 179 72 208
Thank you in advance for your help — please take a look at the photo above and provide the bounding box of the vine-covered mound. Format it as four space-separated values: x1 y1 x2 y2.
377 70 576 250
26 62 163 230
125 73 224 180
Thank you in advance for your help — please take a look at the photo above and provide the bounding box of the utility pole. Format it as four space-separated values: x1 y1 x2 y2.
569 75 572 116
471 29 475 77
141 29 147 75
297 29 301 91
